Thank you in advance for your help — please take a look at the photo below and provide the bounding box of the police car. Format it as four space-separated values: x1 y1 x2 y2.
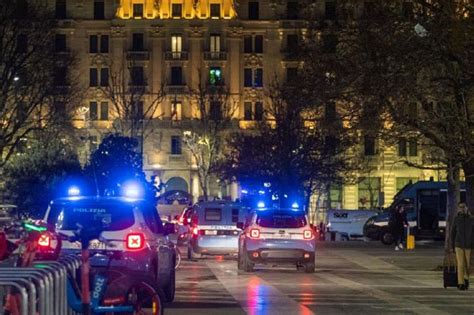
41 184 177 302
237 204 316 273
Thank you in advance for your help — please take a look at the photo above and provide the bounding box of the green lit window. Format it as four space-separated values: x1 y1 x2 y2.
209 67 222 85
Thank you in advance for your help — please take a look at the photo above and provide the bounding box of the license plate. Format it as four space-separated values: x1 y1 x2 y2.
89 239 107 249
205 230 217 236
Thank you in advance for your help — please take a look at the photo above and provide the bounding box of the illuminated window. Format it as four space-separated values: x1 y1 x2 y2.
133 3 143 18
209 67 222 85
210 34 220 52
172 4 182 18
210 4 220 18
171 101 182 121
171 35 182 58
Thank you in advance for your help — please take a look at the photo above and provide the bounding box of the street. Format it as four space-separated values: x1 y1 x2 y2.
167 241 474 315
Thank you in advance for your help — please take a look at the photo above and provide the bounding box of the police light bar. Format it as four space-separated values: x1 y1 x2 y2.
68 186 80 196
257 201 265 208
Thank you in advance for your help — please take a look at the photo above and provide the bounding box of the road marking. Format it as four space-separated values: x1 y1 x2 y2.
206 260 315 315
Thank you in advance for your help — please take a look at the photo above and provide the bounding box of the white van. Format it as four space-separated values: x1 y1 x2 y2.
326 209 379 239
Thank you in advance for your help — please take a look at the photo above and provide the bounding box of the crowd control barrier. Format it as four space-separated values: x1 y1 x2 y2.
0 254 82 315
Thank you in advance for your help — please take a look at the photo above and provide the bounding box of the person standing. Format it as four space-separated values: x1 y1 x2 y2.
451 203 473 290
389 204 409 250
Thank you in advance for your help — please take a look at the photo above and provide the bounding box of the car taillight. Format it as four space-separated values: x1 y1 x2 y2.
38 234 50 247
250 229 260 239
303 230 314 240
192 227 199 236
126 233 145 250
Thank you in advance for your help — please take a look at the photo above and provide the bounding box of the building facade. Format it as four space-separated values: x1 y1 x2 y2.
54 0 440 212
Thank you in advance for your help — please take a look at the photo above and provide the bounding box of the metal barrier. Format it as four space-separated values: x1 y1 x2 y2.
0 254 82 315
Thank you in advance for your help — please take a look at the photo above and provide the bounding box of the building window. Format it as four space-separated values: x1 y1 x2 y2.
254 68 263 87
244 35 263 53
100 101 108 120
100 68 109 87
398 139 418 157
364 135 376 156
248 1 259 20
396 177 418 192
90 68 98 87
409 141 418 156
171 66 183 85
323 34 338 53
171 101 182 121
132 101 144 120
130 66 145 86
93 0 105 20
132 33 144 51
54 66 68 86
210 34 221 52
100 35 109 53
210 101 222 120
55 0 66 19
55 34 67 52
171 136 182 155
89 101 108 121
329 183 343 209
172 3 182 18
89 35 98 53
133 3 143 18
89 101 98 120
287 1 298 19
244 102 253 120
358 177 381 209
255 102 263 120
16 34 28 53
209 67 222 85
325 1 336 20
210 3 220 18
171 35 182 57
244 68 253 87
286 67 298 83
286 34 298 53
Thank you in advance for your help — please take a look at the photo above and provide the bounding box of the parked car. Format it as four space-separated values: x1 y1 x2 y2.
42 195 177 302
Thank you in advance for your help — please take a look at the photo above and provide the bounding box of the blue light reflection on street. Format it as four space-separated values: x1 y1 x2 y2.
247 277 270 315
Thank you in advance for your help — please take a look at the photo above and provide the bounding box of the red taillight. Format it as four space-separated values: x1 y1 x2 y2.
192 227 199 236
250 229 260 239
303 230 314 240
126 233 145 250
38 234 50 247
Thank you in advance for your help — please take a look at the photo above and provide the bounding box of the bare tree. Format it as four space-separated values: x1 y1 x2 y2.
182 69 239 201
0 1 79 169
100 59 165 143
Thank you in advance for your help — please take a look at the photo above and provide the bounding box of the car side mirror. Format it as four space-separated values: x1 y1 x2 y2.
237 222 244 230
164 222 176 235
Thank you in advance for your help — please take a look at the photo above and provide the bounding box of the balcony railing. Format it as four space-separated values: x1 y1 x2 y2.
166 84 187 94
279 20 306 29
164 51 189 61
127 51 150 61
203 51 227 61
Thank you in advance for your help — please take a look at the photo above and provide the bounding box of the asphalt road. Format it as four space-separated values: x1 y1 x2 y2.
166 241 474 315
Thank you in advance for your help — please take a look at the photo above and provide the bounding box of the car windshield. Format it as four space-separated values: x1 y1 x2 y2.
48 201 135 231
256 211 307 228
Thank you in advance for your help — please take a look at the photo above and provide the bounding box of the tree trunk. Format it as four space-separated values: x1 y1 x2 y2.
445 164 461 253
462 160 474 214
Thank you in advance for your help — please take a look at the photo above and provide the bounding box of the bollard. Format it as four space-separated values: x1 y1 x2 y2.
407 227 415 250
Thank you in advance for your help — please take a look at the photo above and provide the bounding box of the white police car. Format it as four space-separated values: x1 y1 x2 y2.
41 184 177 302
237 205 316 273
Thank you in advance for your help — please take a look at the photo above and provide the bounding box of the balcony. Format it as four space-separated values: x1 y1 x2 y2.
165 84 187 94
203 51 227 61
164 51 189 61
127 51 150 61
279 20 306 29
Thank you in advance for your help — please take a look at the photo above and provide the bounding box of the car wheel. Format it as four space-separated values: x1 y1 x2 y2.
162 266 176 303
304 263 315 273
243 248 254 272
380 228 394 245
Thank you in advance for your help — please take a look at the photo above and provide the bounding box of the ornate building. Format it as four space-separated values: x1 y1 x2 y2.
54 0 440 212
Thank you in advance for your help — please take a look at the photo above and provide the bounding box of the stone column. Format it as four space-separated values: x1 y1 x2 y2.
227 26 243 119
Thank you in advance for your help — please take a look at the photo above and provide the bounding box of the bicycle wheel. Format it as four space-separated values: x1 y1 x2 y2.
133 293 163 315
175 247 181 270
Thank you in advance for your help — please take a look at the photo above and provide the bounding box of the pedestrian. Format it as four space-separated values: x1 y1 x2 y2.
451 203 473 290
389 204 409 251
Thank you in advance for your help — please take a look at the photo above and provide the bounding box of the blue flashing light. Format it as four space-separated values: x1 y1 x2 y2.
291 202 299 209
122 182 143 199
68 186 80 196
257 201 265 208
241 189 249 194
258 190 265 195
